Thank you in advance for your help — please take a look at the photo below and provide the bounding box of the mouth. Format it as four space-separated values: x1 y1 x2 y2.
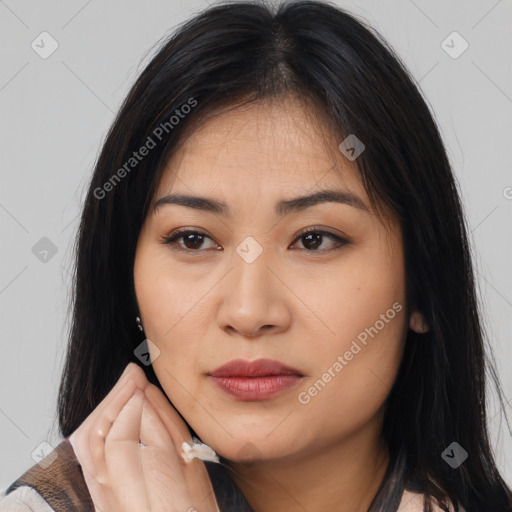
207 358 304 401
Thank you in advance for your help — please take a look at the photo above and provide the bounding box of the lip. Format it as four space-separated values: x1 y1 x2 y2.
207 358 304 401
209 358 303 378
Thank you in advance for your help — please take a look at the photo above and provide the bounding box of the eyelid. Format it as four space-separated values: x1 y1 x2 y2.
161 228 221 252
289 226 350 251
161 226 350 252
293 225 349 241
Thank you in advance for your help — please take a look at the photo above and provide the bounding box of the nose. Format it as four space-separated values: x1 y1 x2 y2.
216 251 292 339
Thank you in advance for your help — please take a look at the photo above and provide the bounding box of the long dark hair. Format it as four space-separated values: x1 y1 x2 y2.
57 1 512 510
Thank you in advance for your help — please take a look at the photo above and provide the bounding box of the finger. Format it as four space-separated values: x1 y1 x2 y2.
88 363 149 456
141 395 220 512
89 366 150 477
67 364 150 511
70 363 145 448
90 363 149 430
140 398 188 511
70 378 142 512
78 465 118 512
140 396 176 452
71 364 149 483
105 388 149 512
87 378 138 484
144 383 193 450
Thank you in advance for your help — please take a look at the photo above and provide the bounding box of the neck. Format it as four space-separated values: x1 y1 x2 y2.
224 422 390 512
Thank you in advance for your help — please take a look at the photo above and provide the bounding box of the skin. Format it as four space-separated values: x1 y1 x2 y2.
130 96 427 512
68 363 220 512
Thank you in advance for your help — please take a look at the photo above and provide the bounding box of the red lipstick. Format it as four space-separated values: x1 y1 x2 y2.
208 358 304 401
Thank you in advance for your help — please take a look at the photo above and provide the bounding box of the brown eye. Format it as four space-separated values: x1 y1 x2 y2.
162 229 220 252
291 229 349 252
161 228 349 254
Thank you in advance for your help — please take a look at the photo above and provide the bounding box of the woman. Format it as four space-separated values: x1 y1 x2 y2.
1 1 511 511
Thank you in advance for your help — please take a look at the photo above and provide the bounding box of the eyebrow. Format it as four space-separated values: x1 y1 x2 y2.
153 189 369 217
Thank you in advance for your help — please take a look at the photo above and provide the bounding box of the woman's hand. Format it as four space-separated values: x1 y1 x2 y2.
68 362 220 512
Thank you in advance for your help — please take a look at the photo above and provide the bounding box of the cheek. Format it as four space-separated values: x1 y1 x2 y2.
292 285 406 454
292 245 407 439
134 244 214 410
290 238 406 350
136 275 210 384
134 241 208 345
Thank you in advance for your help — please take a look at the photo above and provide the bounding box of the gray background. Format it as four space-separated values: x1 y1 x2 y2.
1 0 511 490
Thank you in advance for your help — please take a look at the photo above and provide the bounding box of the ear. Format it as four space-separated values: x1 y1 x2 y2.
409 310 429 333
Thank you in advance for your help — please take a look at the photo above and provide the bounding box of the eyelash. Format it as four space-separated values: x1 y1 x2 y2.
160 227 350 254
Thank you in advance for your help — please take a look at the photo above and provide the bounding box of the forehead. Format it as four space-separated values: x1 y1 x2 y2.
155 97 366 202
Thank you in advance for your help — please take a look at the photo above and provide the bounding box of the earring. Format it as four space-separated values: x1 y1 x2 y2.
136 316 144 332
409 311 429 334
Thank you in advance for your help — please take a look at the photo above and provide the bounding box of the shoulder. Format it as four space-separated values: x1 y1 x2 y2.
0 486 55 512
0 439 94 512
398 489 466 512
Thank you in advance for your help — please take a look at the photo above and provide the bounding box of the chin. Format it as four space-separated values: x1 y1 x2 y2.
197 428 304 465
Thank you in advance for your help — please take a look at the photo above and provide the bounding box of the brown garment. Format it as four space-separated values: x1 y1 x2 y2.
5 440 94 512
4 439 254 512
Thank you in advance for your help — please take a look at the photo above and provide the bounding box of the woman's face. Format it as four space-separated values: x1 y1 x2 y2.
134 97 409 465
